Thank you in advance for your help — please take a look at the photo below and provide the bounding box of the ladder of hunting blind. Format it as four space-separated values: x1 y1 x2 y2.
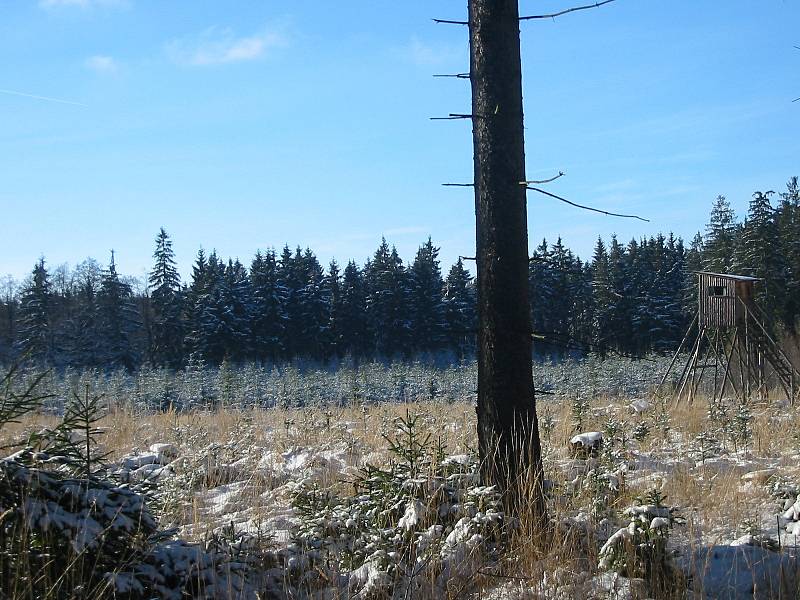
742 301 799 404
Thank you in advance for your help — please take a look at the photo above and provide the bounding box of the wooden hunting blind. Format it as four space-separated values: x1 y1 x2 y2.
662 272 799 404
697 272 757 328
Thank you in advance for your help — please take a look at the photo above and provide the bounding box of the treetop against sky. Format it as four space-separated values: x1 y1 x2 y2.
1 1 798 281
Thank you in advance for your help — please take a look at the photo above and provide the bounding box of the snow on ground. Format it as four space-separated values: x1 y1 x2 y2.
680 545 800 599
61 383 800 598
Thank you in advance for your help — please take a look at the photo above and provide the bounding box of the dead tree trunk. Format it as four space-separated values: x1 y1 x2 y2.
468 0 546 522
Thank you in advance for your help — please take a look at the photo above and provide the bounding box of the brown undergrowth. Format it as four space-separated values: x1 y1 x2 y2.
3 385 800 598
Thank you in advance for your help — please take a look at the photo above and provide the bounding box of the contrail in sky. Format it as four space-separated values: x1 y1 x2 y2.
0 88 88 107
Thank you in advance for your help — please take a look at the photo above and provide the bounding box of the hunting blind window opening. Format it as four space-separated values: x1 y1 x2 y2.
708 285 726 297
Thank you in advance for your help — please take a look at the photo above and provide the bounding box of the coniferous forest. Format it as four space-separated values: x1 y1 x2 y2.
2 177 798 370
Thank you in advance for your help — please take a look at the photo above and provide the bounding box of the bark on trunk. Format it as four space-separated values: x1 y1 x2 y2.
468 0 546 521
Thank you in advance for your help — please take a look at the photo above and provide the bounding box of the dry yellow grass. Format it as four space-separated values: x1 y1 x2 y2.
3 389 798 598
4 392 796 529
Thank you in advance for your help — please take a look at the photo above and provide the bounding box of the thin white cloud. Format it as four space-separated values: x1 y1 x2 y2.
593 178 638 194
40 0 90 6
40 0 127 8
400 36 463 67
85 55 118 73
590 101 778 142
166 26 287 67
384 226 430 237
0 88 88 107
312 226 431 250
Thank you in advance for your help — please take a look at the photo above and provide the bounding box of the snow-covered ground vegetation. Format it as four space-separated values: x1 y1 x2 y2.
2 356 800 598
15 355 673 414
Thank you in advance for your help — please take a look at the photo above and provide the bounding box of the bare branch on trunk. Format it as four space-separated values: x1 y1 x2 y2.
519 0 616 21
525 186 649 221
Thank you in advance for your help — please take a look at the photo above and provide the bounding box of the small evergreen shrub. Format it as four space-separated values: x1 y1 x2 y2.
598 489 684 596
0 363 271 599
289 410 503 598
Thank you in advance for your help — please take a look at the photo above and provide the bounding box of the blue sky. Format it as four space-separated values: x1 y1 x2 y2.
1 0 798 284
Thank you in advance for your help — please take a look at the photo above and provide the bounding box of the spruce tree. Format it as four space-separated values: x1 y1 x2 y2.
250 249 287 362
46 263 76 365
570 259 594 354
96 252 140 370
58 258 102 367
626 237 645 350
16 258 53 364
185 249 218 362
297 249 328 360
703 195 739 273
339 260 369 358
529 239 554 355
189 252 241 364
607 236 631 355
686 232 704 273
186 250 250 364
278 246 304 358
778 177 800 330
148 228 184 368
69 276 101 367
218 258 253 362
324 260 343 359
661 233 689 348
548 238 575 356
365 239 410 357
631 234 683 353
740 191 785 319
591 237 613 357
443 258 476 358
683 232 705 315
0 276 17 363
272 246 329 360
408 238 446 354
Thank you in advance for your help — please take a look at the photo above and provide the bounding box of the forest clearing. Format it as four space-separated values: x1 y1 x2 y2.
3 358 800 598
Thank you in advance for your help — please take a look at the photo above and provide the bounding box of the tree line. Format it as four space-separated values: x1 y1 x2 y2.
1 177 797 370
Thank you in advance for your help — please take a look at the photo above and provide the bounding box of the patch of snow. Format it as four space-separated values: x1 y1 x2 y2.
398 500 426 530
118 452 160 470
782 495 800 522
202 481 248 516
741 468 777 485
149 442 178 462
680 545 800 599
442 454 472 467
282 448 311 472
650 516 670 530
570 431 603 448
598 527 631 570
317 448 347 473
347 561 391 599
131 463 173 481
695 457 761 477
